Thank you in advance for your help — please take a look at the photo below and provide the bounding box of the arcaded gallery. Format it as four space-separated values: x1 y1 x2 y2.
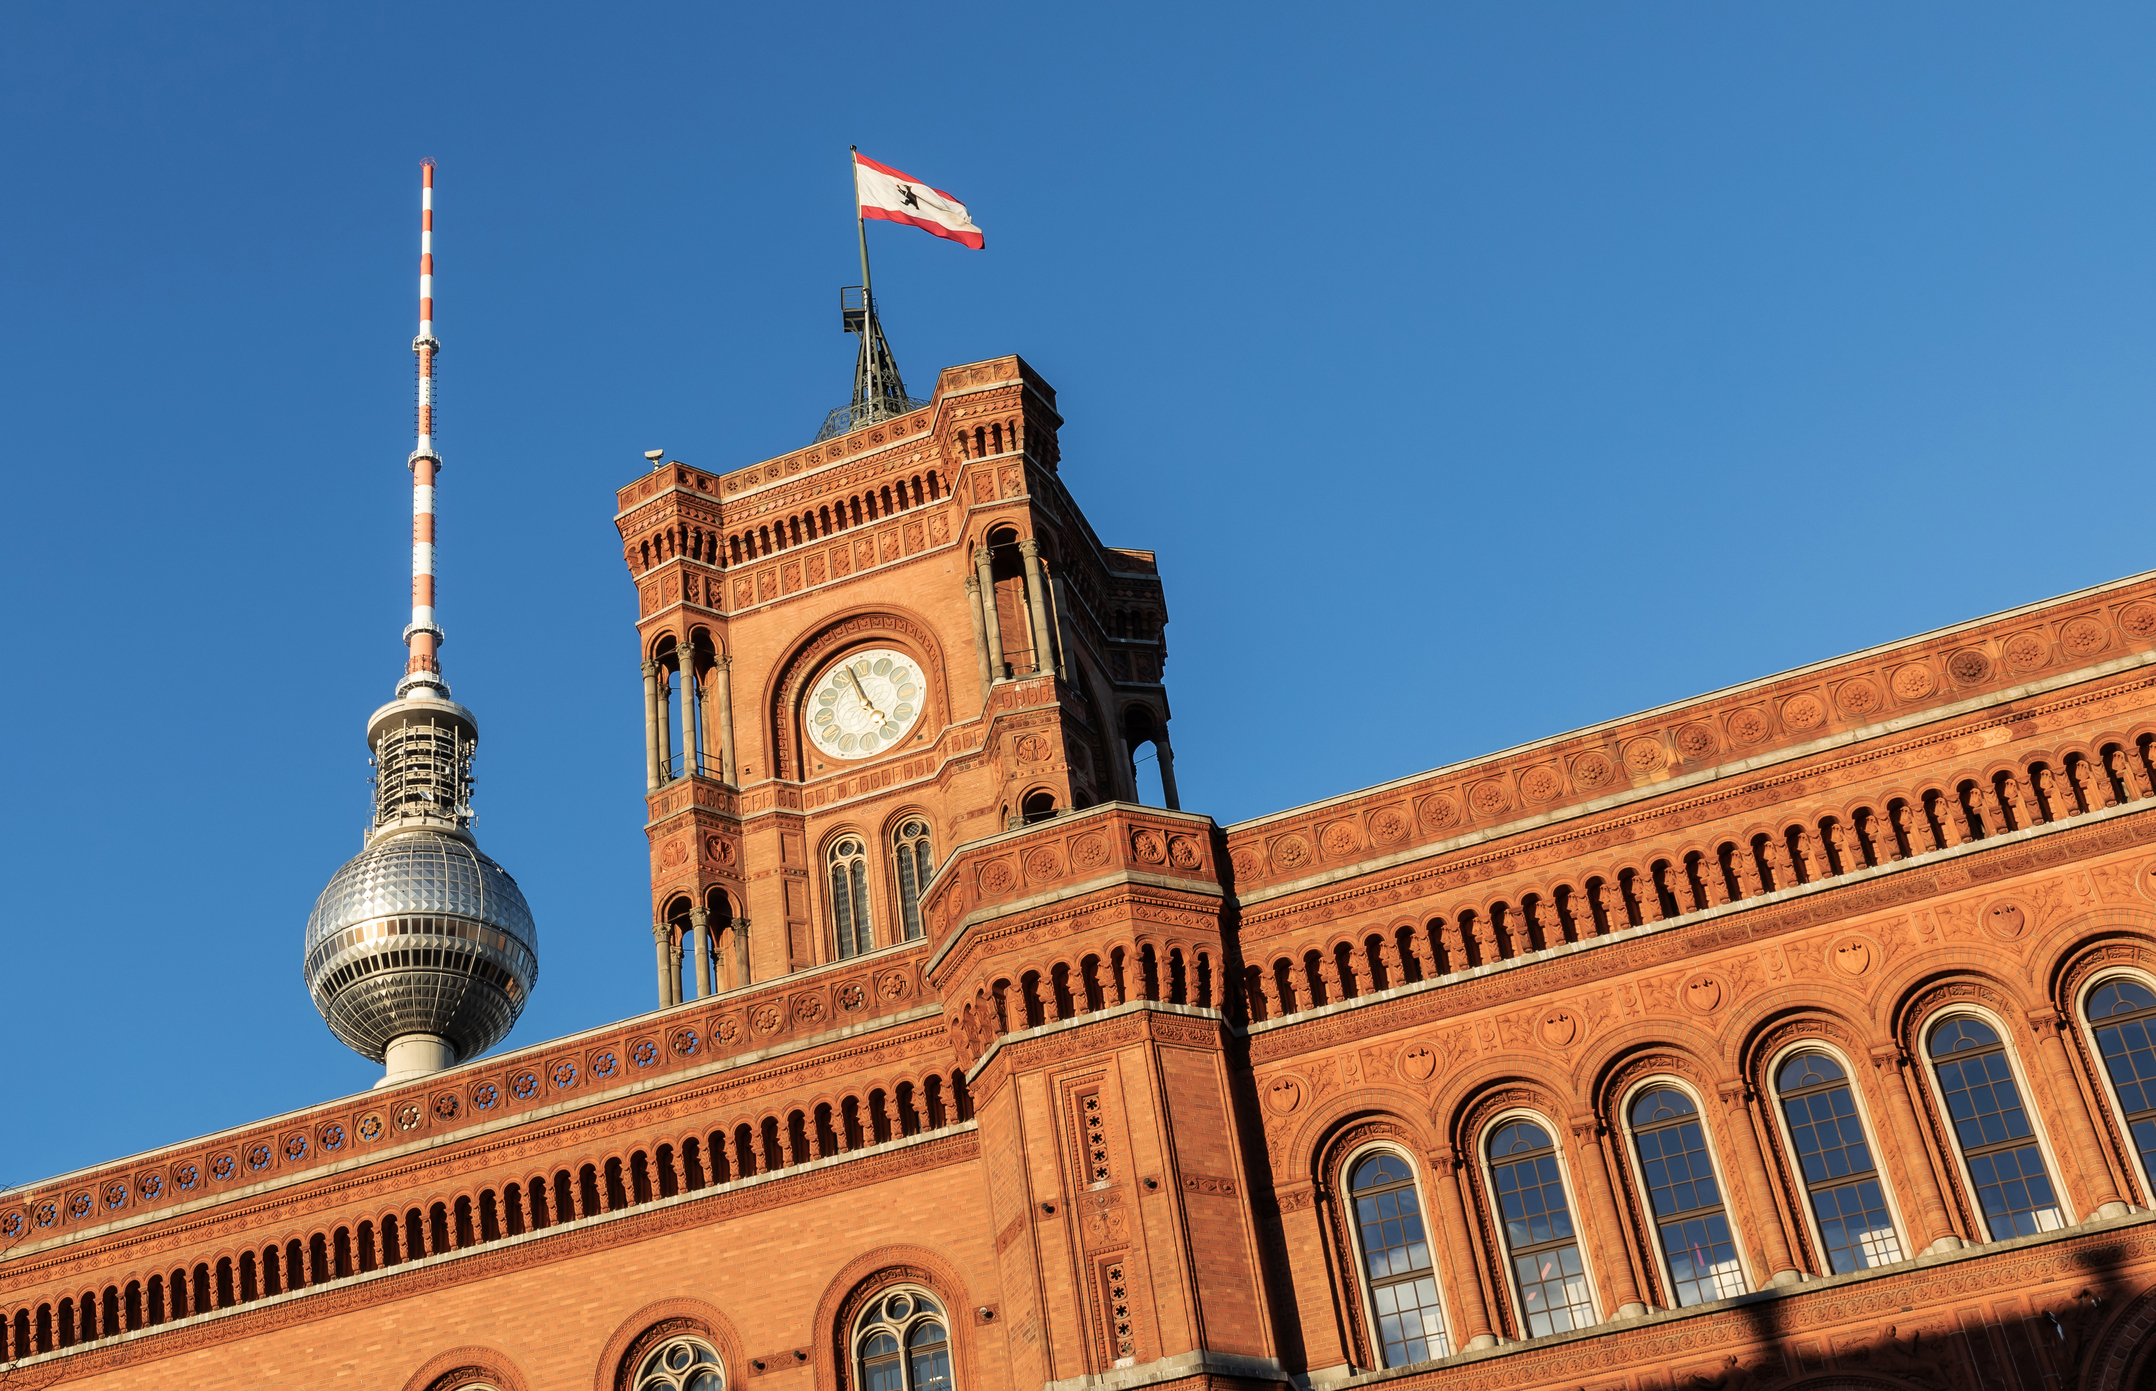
8 348 2156 1391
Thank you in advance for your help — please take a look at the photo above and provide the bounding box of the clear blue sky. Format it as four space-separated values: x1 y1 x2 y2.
1 3 2150 1186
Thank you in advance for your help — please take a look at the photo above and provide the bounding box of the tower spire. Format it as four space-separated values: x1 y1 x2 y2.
403 159 446 698
815 146 924 441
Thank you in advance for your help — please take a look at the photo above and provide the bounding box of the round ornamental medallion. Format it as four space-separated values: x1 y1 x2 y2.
715 1016 742 1044
660 838 689 867
793 993 827 1026
704 835 736 867
1399 1044 1438 1081
1624 737 1667 772
1320 822 1360 857
1520 767 1563 803
751 1002 784 1035
1167 834 1202 869
104 1181 126 1210
1571 753 1615 790
2121 602 2156 639
1132 830 1168 865
1025 847 1063 881
1469 780 1510 817
876 968 911 1000
837 981 867 1011
68 1192 91 1218
1229 847 1262 882
1071 834 1111 869
1837 680 1883 716
1781 695 1825 731
1675 723 1717 759
34 1201 57 1228
509 1071 539 1101
210 1153 237 1181
246 1142 272 1172
1015 734 1050 763
356 1114 384 1142
471 1082 501 1111
632 1039 659 1067
1418 796 1461 830
1264 1077 1304 1115
1948 648 1991 683
979 860 1017 894
1271 835 1311 871
1891 663 1936 700
431 1093 460 1121
1683 974 1725 1014
1986 900 2030 941
2062 617 2108 657
281 1132 308 1161
1370 807 1411 843
550 1060 579 1088
1829 936 1874 976
591 1050 621 1079
138 1171 164 1200
319 1121 345 1152
1538 1009 1579 1048
2003 632 2049 671
393 1103 422 1131
671 1026 701 1056
1727 709 1771 745
1 1211 24 1238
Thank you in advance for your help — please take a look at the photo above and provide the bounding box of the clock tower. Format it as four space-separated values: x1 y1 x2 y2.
615 355 1178 1004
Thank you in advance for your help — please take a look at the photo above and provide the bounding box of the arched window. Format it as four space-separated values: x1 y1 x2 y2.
857 1289 952 1391
633 1335 723 1391
2084 978 2156 1190
829 836 873 959
1347 1151 1449 1366
1628 1088 1744 1306
1927 1016 2064 1238
1486 1120 1594 1337
1774 1052 1902 1273
1021 790 1057 825
893 819 934 942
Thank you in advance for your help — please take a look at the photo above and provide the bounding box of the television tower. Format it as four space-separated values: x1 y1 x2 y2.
302 162 540 1088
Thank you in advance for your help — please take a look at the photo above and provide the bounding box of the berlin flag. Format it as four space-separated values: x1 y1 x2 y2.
853 151 985 249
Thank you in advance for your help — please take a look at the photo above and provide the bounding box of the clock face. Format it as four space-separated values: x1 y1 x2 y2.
806 648 926 761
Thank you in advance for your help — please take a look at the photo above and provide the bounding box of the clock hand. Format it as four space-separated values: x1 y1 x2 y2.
842 666 888 726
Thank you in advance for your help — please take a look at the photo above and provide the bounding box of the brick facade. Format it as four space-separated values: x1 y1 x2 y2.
9 356 2156 1391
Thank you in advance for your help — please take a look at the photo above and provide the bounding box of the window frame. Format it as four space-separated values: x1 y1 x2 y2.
1761 1042 1909 1276
825 832 876 962
852 1283 954 1391
630 1332 726 1391
1477 1109 1602 1339
1916 1005 2074 1240
2076 969 2156 1205
889 813 936 944
1615 1077 1753 1307
1339 1141 1453 1368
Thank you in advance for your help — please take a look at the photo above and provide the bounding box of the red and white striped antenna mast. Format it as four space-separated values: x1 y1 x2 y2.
401 158 446 698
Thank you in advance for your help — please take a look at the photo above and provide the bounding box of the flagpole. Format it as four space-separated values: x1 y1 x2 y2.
850 145 872 313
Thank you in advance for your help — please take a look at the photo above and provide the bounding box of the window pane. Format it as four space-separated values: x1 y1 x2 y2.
1636 1120 1721 1218
1809 1179 1902 1273
1512 1245 1594 1337
2097 1018 2156 1126
1356 1181 1433 1280
1783 1085 1873 1186
908 1324 952 1391
1373 1274 1449 1367
831 862 857 959
2092 980 2156 1017
1659 1212 1745 1306
1965 1143 2064 1239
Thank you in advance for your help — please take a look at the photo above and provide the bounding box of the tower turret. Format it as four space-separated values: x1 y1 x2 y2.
303 162 539 1089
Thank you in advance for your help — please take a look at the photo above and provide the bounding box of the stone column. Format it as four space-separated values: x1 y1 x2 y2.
690 906 713 1000
732 917 751 992
1425 1151 1499 1349
1048 572 1077 682
1762 836 1798 891
712 656 737 786
1713 1082 1802 1286
1566 1117 1648 1317
974 545 1005 679
1019 538 1057 677
1867 1045 1963 1253
963 572 994 699
641 661 662 791
667 934 684 1007
2026 1008 2132 1218
654 661 674 783
652 922 672 1011
1156 734 1182 811
676 649 698 779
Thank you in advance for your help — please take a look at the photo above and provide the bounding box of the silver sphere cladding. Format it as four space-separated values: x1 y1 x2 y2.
303 829 539 1064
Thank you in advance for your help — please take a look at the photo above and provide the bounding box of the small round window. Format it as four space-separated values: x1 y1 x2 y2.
636 1336 723 1391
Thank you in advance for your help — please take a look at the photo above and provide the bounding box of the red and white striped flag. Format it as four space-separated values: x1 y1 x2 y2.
853 152 984 249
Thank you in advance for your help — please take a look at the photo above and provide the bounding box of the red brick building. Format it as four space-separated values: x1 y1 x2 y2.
8 354 2156 1391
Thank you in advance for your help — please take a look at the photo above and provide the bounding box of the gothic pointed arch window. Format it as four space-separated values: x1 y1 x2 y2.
1926 1015 2065 1238
2082 977 2156 1193
1625 1086 1745 1306
829 836 873 960
633 1335 724 1391
1485 1119 1595 1337
892 818 934 942
1772 1051 1903 1272
856 1288 952 1391
1345 1149 1450 1366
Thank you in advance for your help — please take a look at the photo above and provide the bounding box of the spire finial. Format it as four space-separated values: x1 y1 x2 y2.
402 159 447 698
